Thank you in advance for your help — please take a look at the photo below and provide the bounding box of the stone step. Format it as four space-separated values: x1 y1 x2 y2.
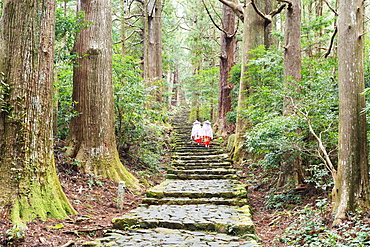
145 179 247 199
172 161 232 166
172 130 192 134
174 166 233 170
173 164 233 170
173 130 192 133
167 173 239 180
175 145 223 150
142 197 249 206
112 204 255 236
175 150 224 156
173 159 233 165
168 168 237 176
173 154 229 160
175 148 223 154
174 140 221 145
87 228 258 247
82 111 259 246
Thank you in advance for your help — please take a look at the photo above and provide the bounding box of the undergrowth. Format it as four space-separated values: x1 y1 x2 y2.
276 199 370 246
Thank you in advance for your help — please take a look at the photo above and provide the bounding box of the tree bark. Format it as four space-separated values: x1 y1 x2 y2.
0 0 76 224
217 4 236 137
279 0 305 186
333 0 369 223
67 0 140 189
144 0 163 103
232 1 265 161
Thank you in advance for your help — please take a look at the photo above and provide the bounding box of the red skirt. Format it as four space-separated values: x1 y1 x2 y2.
195 138 202 144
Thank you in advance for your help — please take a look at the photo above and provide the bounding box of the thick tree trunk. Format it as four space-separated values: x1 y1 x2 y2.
0 0 76 224
120 0 127 58
67 0 140 189
283 0 301 93
217 4 236 137
145 0 163 103
232 1 265 161
279 0 305 186
264 0 276 48
333 0 369 223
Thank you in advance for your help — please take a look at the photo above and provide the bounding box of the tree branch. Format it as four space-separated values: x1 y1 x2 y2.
277 0 292 9
288 97 337 180
324 26 337 58
250 0 271 23
218 0 244 21
125 30 141 40
202 0 231 37
268 3 287 19
251 0 287 24
324 0 338 16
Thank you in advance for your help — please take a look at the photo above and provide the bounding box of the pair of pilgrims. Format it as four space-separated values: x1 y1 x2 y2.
191 120 213 147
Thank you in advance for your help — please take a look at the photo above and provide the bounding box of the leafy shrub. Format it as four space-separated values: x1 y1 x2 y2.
113 54 171 168
278 199 370 246
265 188 302 209
6 225 26 245
240 45 338 191
54 8 89 140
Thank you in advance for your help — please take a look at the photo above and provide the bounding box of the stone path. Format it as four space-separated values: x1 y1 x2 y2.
83 111 259 246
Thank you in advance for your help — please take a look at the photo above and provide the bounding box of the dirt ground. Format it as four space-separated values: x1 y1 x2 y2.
0 149 315 247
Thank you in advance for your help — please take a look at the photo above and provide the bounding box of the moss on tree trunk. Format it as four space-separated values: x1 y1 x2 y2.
0 0 76 224
67 0 140 190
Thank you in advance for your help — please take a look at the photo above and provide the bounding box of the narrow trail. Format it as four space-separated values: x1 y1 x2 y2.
85 111 259 246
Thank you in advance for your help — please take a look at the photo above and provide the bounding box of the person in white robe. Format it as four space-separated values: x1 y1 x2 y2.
191 120 202 145
202 120 213 147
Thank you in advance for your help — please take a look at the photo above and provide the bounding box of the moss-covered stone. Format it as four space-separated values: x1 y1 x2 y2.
112 217 139 230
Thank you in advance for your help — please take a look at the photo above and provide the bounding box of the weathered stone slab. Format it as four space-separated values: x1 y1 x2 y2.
173 154 229 160
83 228 259 247
142 197 249 206
175 150 224 156
172 160 232 165
167 168 236 176
112 204 255 236
167 174 238 180
146 179 248 199
174 165 233 170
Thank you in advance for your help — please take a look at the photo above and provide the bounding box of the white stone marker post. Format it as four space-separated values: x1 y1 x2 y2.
117 181 126 210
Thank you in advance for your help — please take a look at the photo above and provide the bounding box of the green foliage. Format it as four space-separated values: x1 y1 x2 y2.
305 163 334 191
113 54 171 168
246 116 305 171
361 39 370 116
185 67 219 121
241 45 338 190
265 188 302 209
87 174 103 188
55 9 89 63
225 64 242 124
6 225 26 245
278 199 370 246
0 72 10 113
54 8 89 139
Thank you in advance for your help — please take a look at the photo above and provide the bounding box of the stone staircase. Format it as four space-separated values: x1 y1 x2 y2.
84 111 259 246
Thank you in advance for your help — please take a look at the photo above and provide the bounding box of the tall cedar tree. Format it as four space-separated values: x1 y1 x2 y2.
0 0 76 224
218 0 265 161
334 0 370 223
67 0 140 189
144 0 163 103
217 4 236 137
279 0 305 186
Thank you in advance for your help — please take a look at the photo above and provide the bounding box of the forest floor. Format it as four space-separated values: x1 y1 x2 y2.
0 144 354 247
